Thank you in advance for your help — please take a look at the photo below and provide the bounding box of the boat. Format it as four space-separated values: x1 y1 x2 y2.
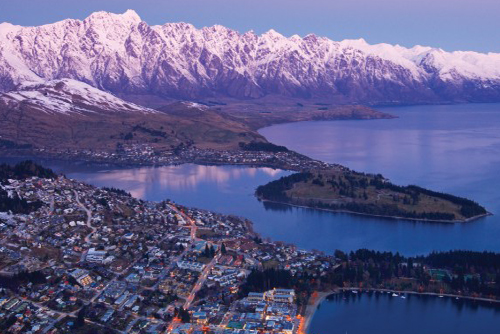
401 295 406 299
392 293 399 297
352 290 358 294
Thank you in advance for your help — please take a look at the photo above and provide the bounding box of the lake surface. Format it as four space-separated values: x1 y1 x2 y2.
3 104 500 256
309 292 500 334
3 103 500 332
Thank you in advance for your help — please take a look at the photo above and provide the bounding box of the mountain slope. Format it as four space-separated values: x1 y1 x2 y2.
0 79 264 150
0 10 499 104
1 79 158 116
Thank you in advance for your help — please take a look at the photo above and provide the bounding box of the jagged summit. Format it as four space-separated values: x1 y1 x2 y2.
0 10 499 103
84 9 141 23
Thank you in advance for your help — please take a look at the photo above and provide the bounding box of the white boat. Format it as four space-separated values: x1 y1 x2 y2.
352 290 358 294
401 295 406 299
392 293 399 297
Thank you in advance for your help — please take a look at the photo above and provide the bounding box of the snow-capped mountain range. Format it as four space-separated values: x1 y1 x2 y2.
0 9 499 104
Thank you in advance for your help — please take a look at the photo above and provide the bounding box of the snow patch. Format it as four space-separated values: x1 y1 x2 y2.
1 79 157 115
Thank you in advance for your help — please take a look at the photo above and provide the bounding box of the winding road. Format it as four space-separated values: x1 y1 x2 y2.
73 190 96 243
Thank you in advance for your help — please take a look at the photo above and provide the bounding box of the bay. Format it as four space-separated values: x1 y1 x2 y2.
4 104 500 255
309 292 500 334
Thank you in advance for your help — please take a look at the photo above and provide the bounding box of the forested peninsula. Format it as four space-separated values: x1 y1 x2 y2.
256 170 488 222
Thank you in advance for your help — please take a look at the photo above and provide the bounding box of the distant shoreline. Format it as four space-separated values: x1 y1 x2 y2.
0 153 293 171
257 198 492 224
0 155 492 224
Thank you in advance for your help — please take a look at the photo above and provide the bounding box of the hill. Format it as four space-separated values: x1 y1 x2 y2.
0 79 265 152
256 170 488 222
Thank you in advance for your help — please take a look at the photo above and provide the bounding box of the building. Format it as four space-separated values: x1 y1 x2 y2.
101 309 114 322
86 248 107 263
176 261 205 272
283 321 295 334
70 268 94 287
247 292 265 302
268 289 295 303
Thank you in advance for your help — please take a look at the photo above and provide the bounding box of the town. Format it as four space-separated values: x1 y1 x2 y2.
1 162 500 334
0 168 332 333
6 144 344 172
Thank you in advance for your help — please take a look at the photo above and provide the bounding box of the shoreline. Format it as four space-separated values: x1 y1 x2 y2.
1 155 492 225
340 287 500 304
303 291 335 333
303 288 500 333
257 198 492 224
0 152 307 172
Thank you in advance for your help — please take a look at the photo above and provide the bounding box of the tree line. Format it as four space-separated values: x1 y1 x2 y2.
256 171 486 220
241 250 500 304
0 160 56 181
239 141 290 152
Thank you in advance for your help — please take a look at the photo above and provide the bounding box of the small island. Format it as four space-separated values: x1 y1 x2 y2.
256 170 489 222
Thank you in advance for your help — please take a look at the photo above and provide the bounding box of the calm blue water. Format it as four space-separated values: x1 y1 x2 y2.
260 103 500 255
3 104 500 256
309 292 500 334
3 103 500 332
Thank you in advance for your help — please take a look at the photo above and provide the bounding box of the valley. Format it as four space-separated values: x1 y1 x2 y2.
0 80 391 158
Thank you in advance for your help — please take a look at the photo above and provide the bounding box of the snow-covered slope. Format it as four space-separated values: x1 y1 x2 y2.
0 77 265 151
0 79 157 115
0 10 499 103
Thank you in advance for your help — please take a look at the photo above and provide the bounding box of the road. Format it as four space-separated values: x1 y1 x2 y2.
183 253 220 310
168 204 198 242
73 190 96 243
168 204 221 310
149 206 198 291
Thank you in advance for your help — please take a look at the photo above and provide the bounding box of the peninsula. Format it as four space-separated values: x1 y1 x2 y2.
0 161 499 334
256 170 489 223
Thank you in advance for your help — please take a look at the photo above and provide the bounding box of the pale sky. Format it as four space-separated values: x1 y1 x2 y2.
0 0 499 53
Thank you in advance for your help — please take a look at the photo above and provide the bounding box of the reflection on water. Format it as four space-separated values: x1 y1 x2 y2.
2 104 500 255
72 164 283 199
260 103 500 210
310 292 500 334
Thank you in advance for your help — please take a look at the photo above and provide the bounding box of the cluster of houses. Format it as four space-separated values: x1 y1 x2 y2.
32 144 345 173
0 174 335 333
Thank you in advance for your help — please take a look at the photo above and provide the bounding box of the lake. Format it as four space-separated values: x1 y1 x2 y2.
3 103 500 332
308 292 500 334
8 104 499 256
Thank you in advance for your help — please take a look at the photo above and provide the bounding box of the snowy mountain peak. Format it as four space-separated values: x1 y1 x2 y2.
84 9 141 25
122 9 141 21
263 29 284 40
1 79 157 116
0 22 20 35
0 11 499 104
